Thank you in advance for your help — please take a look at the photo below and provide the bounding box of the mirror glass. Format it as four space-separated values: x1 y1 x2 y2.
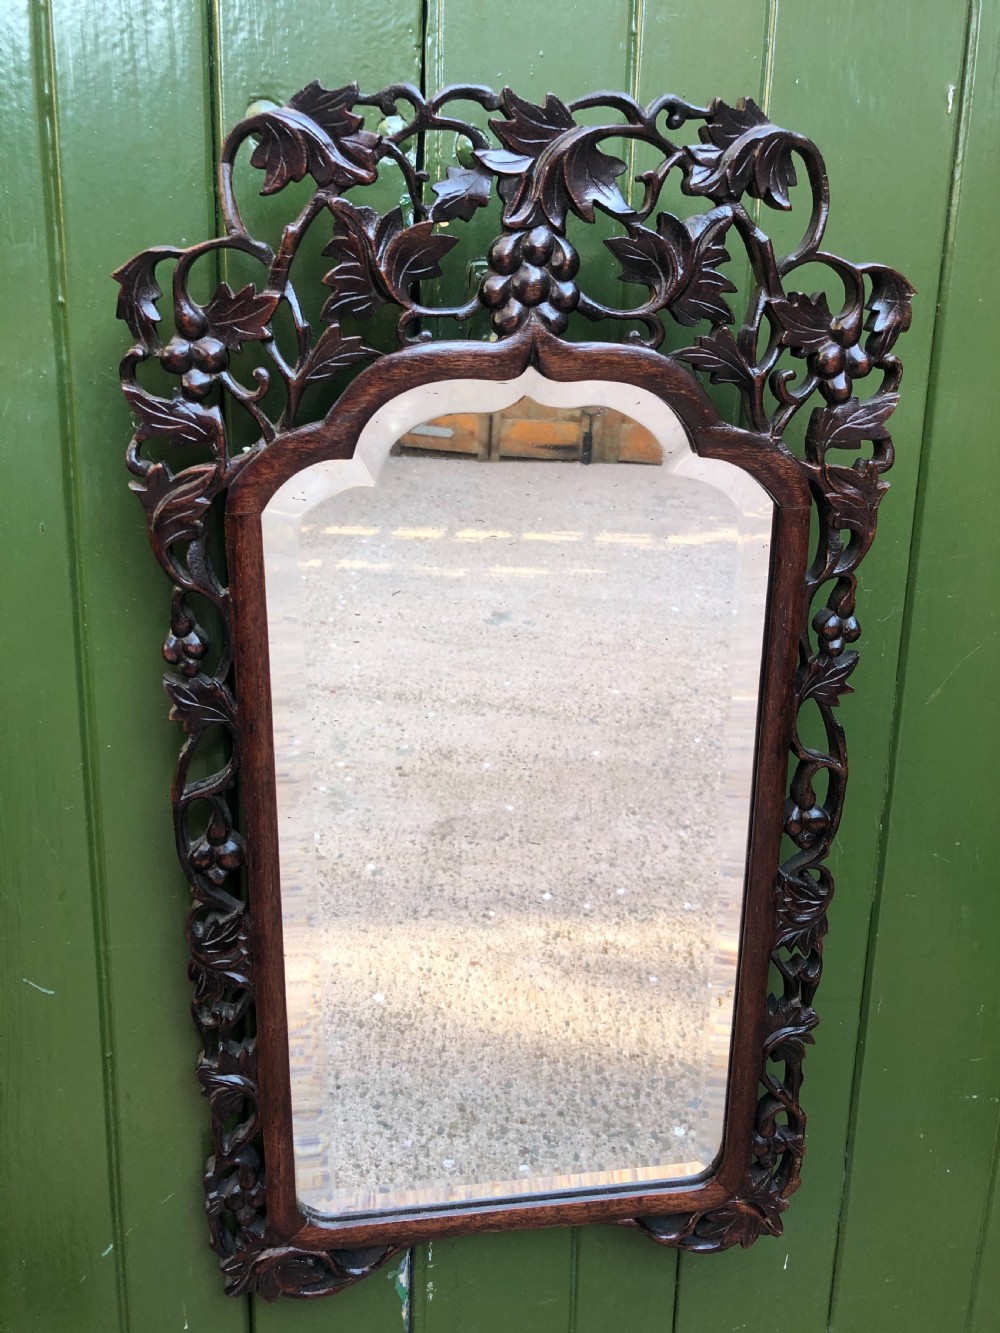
262 371 773 1220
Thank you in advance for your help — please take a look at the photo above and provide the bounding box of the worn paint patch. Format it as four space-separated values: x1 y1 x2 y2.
22 977 56 995
388 1248 411 1328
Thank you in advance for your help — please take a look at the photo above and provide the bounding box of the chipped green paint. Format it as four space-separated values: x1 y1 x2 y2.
3 2 998 1331
392 1250 413 1328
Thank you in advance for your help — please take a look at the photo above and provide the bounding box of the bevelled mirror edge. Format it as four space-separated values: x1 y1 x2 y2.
259 371 776 1223
118 79 912 1299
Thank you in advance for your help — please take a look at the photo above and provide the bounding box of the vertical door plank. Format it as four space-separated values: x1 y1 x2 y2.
632 1 771 423
579 16 774 1323
573 1226 675 1333
421 1 638 337
410 1230 574 1333
602 13 771 1333
0 3 121 1328
213 7 423 1329
415 7 630 1328
831 2 1000 1328
45 0 249 1327
673 4 971 1331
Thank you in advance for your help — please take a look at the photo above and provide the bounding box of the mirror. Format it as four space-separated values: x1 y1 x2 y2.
120 76 910 1293
262 372 773 1219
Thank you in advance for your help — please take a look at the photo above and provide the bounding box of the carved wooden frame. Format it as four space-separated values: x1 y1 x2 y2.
116 82 913 1300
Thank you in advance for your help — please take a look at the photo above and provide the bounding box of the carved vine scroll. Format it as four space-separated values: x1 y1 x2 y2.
117 82 912 1298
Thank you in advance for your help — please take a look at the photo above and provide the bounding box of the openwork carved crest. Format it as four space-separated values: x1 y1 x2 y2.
117 82 912 1298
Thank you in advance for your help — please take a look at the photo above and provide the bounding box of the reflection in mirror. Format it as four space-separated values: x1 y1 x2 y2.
262 373 773 1220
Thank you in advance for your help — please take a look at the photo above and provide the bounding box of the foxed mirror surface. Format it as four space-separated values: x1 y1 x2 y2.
261 372 773 1221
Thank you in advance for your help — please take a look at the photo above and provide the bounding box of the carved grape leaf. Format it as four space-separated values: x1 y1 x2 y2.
797 650 859 708
775 867 832 955
478 90 632 227
863 265 916 359
190 906 251 983
687 1188 786 1249
551 136 632 223
249 107 377 196
197 1042 259 1156
288 81 364 139
373 205 405 256
762 993 819 1064
133 461 217 550
822 460 889 533
638 1179 786 1253
806 391 899 454
249 115 310 194
203 282 280 351
221 1239 396 1302
529 135 634 227
164 673 236 733
123 385 221 447
197 1043 256 1117
670 210 736 327
771 291 833 353
479 133 632 227
190 938 252 1007
301 323 378 384
606 213 691 298
489 88 575 160
677 326 755 392
380 220 459 300
429 164 494 222
744 132 799 210
321 219 383 322
112 248 175 345
703 97 773 149
688 99 797 210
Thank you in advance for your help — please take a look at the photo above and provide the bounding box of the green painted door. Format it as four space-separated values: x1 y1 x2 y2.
3 2 998 1330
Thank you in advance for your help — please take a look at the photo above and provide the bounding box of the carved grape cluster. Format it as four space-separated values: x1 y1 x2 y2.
771 295 875 405
161 328 230 402
163 611 209 676
784 799 830 848
812 605 861 657
191 812 244 886
480 225 580 334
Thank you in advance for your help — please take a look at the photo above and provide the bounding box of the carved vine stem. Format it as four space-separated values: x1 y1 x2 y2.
116 81 913 1296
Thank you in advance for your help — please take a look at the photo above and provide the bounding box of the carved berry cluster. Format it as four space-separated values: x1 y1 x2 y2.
161 332 230 401
480 225 580 334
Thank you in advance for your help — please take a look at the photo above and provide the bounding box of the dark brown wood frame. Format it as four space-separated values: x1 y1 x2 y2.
116 81 913 1300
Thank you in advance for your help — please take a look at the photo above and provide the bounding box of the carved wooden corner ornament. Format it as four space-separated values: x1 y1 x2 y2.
115 83 913 1300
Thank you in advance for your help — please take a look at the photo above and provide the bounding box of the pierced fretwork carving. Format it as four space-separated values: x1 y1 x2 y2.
117 81 912 1298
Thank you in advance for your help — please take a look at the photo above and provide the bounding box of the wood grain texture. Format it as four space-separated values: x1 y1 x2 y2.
830 3 1000 1328
0 4 122 1328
